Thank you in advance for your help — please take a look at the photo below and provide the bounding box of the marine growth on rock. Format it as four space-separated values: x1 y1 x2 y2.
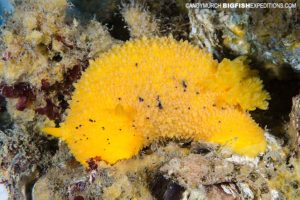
42 37 270 166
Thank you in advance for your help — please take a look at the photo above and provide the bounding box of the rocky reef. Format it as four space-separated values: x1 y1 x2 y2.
0 0 299 199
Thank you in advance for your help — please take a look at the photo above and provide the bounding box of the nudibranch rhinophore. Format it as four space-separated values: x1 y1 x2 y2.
42 37 270 166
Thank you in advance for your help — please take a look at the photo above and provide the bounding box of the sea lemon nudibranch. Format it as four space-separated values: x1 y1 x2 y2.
42 37 270 166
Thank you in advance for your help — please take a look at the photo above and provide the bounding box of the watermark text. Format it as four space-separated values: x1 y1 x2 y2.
185 2 297 9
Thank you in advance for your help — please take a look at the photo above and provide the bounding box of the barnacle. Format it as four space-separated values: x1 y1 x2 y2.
42 37 270 166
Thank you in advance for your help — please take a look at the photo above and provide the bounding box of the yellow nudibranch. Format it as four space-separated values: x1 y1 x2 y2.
42 37 270 166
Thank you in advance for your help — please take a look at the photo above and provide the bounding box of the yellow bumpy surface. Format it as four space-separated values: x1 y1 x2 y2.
42 37 270 166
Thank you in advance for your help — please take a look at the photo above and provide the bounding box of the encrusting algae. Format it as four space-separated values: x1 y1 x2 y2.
42 37 270 166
